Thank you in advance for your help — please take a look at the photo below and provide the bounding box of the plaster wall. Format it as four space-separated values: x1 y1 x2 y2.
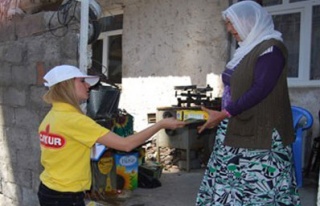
117 0 320 140
120 0 229 131
290 88 320 137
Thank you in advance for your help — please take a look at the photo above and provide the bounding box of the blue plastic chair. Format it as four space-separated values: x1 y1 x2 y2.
291 106 313 188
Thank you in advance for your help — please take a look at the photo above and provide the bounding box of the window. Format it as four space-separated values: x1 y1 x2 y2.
290 0 307 2
92 14 123 85
272 12 300 78
311 5 320 80
263 0 320 86
263 0 282 6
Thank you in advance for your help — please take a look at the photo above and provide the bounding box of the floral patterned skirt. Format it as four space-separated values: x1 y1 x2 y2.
196 120 301 206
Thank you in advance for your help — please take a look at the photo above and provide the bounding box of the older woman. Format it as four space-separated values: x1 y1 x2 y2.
196 1 300 205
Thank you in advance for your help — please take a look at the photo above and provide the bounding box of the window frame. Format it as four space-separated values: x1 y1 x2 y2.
95 9 124 84
98 29 123 79
231 0 320 87
265 1 318 87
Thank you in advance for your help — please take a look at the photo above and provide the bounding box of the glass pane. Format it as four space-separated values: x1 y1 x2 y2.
99 14 123 32
238 0 263 6
108 35 122 84
91 40 103 75
262 0 282 6
290 0 307 2
311 5 320 80
272 13 300 78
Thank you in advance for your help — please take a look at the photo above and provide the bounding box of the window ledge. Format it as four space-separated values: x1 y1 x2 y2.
288 80 320 88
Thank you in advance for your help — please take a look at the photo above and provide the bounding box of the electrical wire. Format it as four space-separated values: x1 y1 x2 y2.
48 0 79 37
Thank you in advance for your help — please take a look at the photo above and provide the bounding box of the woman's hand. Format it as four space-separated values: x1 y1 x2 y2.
158 117 187 130
198 106 229 133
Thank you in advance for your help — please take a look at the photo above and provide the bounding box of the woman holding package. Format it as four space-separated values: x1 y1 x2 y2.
37 65 186 206
196 1 300 205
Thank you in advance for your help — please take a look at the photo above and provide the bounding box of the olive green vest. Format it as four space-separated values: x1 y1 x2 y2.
224 39 294 149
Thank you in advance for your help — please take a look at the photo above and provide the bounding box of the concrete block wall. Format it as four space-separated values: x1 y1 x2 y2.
0 12 79 205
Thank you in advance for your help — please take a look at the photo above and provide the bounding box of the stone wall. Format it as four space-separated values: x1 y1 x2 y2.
0 11 79 205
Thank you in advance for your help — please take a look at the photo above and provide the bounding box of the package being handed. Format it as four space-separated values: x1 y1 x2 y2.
176 110 208 123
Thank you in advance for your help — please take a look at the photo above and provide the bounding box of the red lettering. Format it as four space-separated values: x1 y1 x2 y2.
39 124 66 149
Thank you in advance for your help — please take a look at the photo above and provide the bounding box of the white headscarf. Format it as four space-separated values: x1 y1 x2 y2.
222 0 282 69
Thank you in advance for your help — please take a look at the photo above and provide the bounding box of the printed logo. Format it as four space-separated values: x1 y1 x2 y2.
119 155 137 166
39 124 66 149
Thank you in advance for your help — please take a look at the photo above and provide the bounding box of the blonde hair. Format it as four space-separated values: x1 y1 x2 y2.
43 79 83 113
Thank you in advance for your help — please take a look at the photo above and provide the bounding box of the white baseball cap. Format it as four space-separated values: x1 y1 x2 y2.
43 65 99 87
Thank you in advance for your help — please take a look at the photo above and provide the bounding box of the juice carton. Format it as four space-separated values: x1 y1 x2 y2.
114 152 139 190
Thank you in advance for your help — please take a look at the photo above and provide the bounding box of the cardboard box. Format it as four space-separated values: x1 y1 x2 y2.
114 152 139 190
90 150 117 193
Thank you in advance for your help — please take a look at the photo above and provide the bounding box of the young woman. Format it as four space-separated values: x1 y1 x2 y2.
37 65 186 206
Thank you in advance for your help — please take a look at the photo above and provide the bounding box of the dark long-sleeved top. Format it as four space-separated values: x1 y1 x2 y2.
222 46 285 116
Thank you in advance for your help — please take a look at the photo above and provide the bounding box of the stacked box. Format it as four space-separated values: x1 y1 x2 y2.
90 150 117 193
114 152 139 190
